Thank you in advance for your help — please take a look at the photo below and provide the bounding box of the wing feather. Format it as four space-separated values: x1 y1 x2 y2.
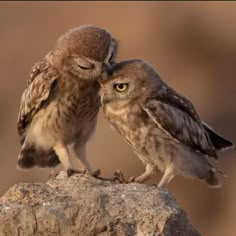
143 96 217 158
17 58 58 144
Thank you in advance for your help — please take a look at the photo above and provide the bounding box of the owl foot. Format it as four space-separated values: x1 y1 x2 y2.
88 168 101 177
113 170 135 184
67 168 86 177
91 169 120 182
113 170 127 183
128 176 135 183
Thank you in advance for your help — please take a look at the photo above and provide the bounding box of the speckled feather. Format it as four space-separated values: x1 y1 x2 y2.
18 52 58 144
17 25 117 171
100 59 233 188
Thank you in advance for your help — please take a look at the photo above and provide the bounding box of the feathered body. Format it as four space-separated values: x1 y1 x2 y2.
100 60 233 188
17 25 118 175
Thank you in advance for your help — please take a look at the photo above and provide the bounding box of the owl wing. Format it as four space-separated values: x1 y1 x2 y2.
17 57 58 144
143 87 217 158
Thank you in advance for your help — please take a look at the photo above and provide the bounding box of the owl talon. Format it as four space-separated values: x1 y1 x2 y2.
67 168 86 177
91 168 101 177
85 168 101 177
94 175 117 182
86 169 116 182
128 176 135 183
114 170 128 183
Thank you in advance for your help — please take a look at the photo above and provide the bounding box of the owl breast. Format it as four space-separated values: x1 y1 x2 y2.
103 103 152 153
27 79 100 149
103 102 176 170
60 80 100 145
72 81 100 145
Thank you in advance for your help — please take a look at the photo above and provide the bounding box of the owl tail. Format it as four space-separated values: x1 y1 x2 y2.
205 169 221 188
17 144 60 169
203 122 234 151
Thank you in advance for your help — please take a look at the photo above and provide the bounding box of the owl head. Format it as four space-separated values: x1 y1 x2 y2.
54 25 118 80
99 59 161 105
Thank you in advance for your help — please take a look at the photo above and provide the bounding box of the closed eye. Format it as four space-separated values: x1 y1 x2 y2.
78 63 94 70
74 57 95 70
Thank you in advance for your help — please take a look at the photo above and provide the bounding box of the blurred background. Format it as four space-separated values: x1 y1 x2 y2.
0 1 235 235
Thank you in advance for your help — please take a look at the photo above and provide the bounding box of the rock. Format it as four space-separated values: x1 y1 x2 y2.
0 171 200 236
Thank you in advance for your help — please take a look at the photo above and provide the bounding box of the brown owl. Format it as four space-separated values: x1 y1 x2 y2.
99 59 233 188
17 25 118 177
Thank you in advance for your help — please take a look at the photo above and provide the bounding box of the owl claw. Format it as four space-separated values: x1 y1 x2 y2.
128 176 135 183
86 168 101 177
113 170 137 184
88 169 117 182
67 168 86 177
113 170 129 183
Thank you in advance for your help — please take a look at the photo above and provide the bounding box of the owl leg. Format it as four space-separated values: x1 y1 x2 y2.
113 170 129 183
158 166 175 188
73 143 100 177
134 164 156 183
73 144 120 182
54 142 84 177
114 164 156 184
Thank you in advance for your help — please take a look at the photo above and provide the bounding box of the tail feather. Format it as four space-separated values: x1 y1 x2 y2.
203 122 234 151
205 170 221 188
18 145 60 169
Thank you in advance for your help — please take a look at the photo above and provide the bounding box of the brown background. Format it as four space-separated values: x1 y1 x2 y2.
0 2 235 235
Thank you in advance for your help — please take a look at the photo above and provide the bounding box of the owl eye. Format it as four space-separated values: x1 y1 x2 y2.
74 56 94 70
114 83 129 93
78 63 94 70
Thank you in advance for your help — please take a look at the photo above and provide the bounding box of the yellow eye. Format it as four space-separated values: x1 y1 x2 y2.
114 83 128 93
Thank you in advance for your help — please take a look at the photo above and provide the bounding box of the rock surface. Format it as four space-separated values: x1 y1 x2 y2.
0 171 200 236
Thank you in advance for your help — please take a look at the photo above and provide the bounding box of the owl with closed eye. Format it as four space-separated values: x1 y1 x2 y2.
17 25 118 177
99 59 233 188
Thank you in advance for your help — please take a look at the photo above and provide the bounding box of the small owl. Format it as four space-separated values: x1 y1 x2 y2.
99 59 233 188
17 25 118 177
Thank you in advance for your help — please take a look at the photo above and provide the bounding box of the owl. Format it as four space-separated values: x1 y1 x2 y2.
17 25 118 177
99 59 233 188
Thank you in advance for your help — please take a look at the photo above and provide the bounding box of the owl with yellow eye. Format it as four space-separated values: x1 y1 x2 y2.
99 59 233 188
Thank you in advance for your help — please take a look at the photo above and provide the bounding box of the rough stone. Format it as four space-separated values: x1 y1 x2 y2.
0 171 200 236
